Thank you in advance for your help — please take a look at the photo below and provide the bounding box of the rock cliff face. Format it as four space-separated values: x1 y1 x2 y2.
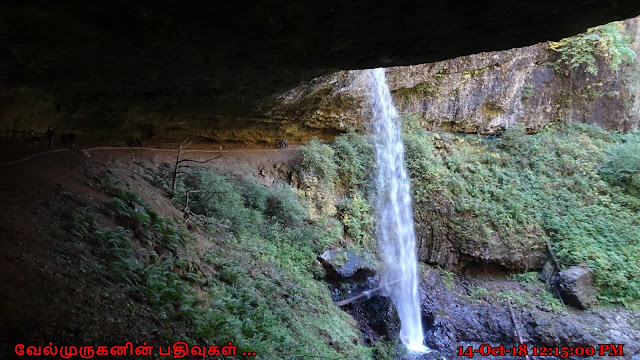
413 202 548 272
265 18 640 136
2 2 640 142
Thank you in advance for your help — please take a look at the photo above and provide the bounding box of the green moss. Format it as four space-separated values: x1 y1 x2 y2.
549 21 636 76
462 65 494 78
395 82 439 98
495 290 531 307
440 268 455 290
469 286 490 300
480 101 505 118
435 66 448 78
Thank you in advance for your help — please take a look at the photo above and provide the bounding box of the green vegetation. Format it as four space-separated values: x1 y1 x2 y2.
302 120 640 306
521 83 535 99
395 82 439 98
467 284 564 313
372 338 405 360
174 170 369 359
299 138 339 218
299 134 377 253
407 123 640 305
495 290 530 307
511 272 539 283
538 291 565 313
62 117 637 355
62 182 202 341
63 170 372 359
332 131 376 189
462 65 494 79
549 22 635 75
440 268 455 290
468 286 490 299
338 191 375 249
50 113 640 358
301 138 338 185
599 139 640 195
400 111 425 136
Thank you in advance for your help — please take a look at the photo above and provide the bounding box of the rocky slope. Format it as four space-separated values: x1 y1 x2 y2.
2 131 639 359
339 263 640 359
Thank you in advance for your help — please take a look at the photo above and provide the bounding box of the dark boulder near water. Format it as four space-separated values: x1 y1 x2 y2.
555 266 598 310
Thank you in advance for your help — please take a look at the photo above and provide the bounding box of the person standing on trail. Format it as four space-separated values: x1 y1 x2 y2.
46 126 55 148
28 130 40 147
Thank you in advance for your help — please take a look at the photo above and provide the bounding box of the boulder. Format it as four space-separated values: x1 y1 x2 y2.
556 266 598 309
318 249 377 279
348 295 447 360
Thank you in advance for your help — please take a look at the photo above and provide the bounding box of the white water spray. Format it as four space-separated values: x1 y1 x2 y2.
370 68 428 353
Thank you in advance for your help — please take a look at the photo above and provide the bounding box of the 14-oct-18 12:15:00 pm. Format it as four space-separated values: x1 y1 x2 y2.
457 343 625 358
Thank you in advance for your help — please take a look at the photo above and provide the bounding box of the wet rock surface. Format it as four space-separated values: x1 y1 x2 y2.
420 269 515 354
347 266 640 359
419 268 640 359
348 296 400 344
347 296 448 360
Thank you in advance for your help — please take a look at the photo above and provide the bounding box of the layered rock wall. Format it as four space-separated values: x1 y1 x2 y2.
266 18 640 135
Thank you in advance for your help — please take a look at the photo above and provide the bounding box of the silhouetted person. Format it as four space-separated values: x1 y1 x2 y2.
28 130 40 147
127 136 142 147
46 126 55 148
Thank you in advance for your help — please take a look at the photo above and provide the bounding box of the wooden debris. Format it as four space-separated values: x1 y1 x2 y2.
544 238 566 309
334 277 405 307
507 299 531 360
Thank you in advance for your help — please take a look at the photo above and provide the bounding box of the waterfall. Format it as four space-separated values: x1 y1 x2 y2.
370 68 428 353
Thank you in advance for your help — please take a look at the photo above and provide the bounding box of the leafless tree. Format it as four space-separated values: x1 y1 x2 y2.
171 138 221 191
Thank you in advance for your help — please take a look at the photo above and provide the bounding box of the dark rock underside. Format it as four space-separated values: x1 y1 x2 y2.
1 1 640 138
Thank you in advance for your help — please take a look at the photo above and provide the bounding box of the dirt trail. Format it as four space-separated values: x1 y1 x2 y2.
0 148 69 166
0 144 299 166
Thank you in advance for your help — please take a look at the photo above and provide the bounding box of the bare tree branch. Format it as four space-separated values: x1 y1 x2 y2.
177 155 222 164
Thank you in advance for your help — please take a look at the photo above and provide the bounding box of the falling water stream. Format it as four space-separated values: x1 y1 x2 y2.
370 68 429 353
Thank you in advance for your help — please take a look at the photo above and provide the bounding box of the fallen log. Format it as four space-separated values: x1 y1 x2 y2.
544 238 567 309
507 299 531 360
544 238 562 272
334 277 405 307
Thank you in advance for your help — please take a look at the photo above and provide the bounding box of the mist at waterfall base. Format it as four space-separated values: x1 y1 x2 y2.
369 68 429 353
